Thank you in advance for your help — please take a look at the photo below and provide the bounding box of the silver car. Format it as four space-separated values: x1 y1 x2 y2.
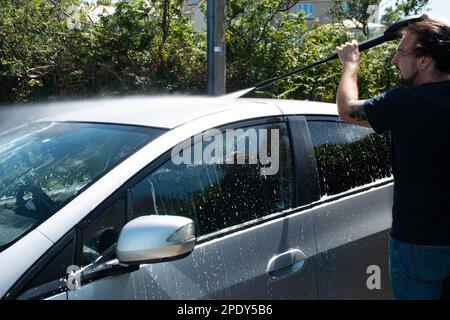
0 96 394 300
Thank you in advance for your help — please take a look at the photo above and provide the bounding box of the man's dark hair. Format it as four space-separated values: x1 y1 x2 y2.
405 20 450 74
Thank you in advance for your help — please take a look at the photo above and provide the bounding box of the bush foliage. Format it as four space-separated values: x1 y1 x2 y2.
0 0 400 105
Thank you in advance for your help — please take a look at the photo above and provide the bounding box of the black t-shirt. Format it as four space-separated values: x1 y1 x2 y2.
363 80 450 245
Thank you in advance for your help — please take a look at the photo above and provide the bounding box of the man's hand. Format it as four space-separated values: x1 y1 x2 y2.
336 40 360 67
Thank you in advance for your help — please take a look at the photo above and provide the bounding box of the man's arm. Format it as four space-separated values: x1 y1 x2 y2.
336 40 372 128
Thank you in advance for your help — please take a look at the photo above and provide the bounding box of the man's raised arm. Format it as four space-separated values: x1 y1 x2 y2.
336 40 372 128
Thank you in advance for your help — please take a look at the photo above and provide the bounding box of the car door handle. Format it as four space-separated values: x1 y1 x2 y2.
266 249 307 279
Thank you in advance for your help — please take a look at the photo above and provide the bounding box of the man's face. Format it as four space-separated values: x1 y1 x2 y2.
391 32 420 86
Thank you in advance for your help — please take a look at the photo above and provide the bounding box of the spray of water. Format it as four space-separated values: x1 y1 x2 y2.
0 89 257 134
0 101 91 132
0 94 193 132
221 87 256 100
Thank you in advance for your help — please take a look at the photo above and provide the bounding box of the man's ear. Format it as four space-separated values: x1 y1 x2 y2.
418 55 434 71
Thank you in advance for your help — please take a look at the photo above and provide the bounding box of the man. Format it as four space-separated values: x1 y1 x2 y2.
335 15 450 300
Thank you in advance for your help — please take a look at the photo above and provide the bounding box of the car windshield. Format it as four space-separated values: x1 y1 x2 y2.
0 121 165 252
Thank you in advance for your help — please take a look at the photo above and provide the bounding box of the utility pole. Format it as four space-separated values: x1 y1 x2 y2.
207 0 226 96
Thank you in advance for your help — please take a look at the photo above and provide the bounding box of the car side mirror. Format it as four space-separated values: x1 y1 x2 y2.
116 215 196 265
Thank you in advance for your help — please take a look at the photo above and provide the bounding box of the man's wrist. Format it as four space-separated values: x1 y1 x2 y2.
343 62 359 70
343 63 359 76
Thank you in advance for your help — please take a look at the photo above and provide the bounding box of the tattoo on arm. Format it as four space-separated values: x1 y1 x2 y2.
349 104 368 121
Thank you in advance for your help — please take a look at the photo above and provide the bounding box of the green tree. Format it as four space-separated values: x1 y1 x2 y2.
96 0 112 5
261 22 399 102
381 0 429 26
0 0 79 103
218 0 399 102
0 0 207 103
88 0 206 94
219 0 307 93
274 22 354 101
327 0 382 36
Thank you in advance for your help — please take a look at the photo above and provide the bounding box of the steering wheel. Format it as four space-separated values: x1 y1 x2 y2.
15 184 56 220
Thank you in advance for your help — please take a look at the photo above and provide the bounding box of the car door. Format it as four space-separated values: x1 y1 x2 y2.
303 116 394 299
67 118 318 299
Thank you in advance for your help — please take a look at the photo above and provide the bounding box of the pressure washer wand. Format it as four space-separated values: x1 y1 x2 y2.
254 15 423 89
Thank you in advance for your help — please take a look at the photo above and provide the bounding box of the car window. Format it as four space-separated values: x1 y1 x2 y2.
131 122 294 237
0 122 164 253
80 196 127 267
307 120 392 197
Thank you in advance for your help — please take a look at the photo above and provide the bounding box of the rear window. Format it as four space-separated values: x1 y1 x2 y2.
308 120 392 197
0 122 165 252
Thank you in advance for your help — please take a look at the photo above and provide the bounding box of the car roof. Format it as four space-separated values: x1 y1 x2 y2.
41 95 338 129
